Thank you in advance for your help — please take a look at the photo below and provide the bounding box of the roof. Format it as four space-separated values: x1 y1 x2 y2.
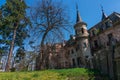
89 12 120 31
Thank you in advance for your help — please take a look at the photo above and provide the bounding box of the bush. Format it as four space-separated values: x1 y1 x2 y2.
10 67 16 72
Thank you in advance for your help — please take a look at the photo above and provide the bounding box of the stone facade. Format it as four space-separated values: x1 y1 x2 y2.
89 12 120 80
48 43 70 69
35 43 68 69
115 46 120 80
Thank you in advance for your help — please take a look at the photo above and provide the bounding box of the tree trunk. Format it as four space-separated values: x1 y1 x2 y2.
36 31 48 70
5 26 18 72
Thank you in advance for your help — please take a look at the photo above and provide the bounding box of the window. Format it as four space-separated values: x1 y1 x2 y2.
94 40 98 48
76 44 80 51
110 15 118 22
76 47 78 52
81 28 84 34
71 49 74 54
92 30 95 36
72 59 76 67
105 21 112 29
83 42 87 48
100 27 103 32
68 50 70 55
85 56 89 58
107 33 113 44
101 24 106 30
77 57 80 66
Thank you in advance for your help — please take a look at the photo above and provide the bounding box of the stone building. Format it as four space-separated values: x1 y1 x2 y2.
89 9 120 80
64 6 92 68
35 4 120 80
48 43 71 69
35 5 93 69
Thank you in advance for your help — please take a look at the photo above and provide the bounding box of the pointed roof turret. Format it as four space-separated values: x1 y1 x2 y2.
76 4 82 23
101 5 107 20
74 3 87 29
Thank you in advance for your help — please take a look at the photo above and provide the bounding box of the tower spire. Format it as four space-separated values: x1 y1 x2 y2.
76 3 82 23
101 5 107 20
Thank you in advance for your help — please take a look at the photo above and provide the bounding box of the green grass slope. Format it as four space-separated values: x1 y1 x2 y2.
0 68 102 80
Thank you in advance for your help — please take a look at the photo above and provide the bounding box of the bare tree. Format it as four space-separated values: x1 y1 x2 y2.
30 0 70 70
15 48 38 71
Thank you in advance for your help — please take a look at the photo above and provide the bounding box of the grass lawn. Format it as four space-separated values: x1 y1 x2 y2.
0 68 103 80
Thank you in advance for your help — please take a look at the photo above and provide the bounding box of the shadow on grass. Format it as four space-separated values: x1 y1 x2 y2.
86 69 109 80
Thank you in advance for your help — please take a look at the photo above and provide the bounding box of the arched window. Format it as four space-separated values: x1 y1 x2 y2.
81 28 84 34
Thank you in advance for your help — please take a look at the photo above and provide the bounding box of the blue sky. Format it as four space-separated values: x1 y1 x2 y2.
0 0 120 49
26 0 120 35
1 0 120 30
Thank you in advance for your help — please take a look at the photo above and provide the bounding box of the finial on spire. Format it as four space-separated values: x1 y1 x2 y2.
76 3 78 10
100 5 107 20
101 5 104 13
76 3 82 23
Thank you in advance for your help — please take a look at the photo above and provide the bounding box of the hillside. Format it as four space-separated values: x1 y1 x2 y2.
0 68 108 80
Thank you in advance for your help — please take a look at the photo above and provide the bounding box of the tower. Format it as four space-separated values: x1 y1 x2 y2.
74 4 89 38
74 4 92 68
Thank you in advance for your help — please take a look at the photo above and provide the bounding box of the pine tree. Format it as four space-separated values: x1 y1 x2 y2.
0 0 29 71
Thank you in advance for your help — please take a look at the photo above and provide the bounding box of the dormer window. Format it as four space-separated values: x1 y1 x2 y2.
105 20 112 29
105 22 110 28
101 23 106 30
